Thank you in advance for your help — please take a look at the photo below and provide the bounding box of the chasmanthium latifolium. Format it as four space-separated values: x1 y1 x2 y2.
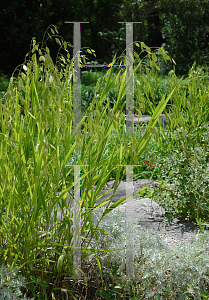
0 24 178 298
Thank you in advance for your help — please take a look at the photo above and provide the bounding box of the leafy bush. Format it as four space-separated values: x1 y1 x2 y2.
149 122 209 224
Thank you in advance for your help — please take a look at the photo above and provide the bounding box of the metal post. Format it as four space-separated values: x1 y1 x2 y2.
64 21 142 282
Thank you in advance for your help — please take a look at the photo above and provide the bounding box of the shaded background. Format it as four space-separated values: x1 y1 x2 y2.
0 0 209 77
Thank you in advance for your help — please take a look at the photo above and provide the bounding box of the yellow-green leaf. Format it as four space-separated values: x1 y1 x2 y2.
57 254 65 272
95 255 103 288
141 42 145 50
152 53 157 62
172 57 176 65
32 45 38 54
134 51 140 61
145 45 151 53
150 60 154 68
55 38 61 46
159 48 170 61
119 143 122 164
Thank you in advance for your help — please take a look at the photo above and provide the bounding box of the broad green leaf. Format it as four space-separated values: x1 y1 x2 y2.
62 141 76 169
104 119 114 139
152 53 157 62
159 48 170 61
119 143 122 164
30 276 38 283
150 60 154 68
57 254 65 272
95 255 103 288
136 88 176 159
55 38 61 46
32 45 38 53
38 281 49 288
141 42 145 50
33 38 36 47
113 70 126 115
134 51 140 61
172 57 176 64
114 166 121 194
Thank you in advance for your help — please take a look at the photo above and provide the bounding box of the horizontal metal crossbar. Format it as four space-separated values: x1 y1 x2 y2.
80 64 126 67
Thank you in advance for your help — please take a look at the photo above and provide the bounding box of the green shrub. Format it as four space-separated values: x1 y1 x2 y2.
150 122 209 224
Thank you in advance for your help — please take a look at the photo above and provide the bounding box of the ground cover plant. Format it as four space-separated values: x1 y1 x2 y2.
85 208 209 300
1 24 209 299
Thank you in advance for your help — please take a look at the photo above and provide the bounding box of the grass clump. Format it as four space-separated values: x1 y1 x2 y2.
0 24 175 299
1 23 209 299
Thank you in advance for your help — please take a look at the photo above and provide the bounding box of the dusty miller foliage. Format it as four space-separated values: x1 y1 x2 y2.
89 205 209 299
0 264 34 300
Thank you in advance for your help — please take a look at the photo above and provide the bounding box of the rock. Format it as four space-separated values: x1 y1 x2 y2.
120 113 175 130
46 178 209 246
22 177 208 263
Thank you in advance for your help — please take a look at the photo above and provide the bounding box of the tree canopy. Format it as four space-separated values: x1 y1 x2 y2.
0 0 208 76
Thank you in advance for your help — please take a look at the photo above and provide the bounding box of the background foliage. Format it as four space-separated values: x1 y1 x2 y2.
0 0 209 77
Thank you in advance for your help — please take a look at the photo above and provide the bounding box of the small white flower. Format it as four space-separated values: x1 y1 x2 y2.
23 65 27 72
35 144 39 153
49 75 53 84
39 55 45 62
